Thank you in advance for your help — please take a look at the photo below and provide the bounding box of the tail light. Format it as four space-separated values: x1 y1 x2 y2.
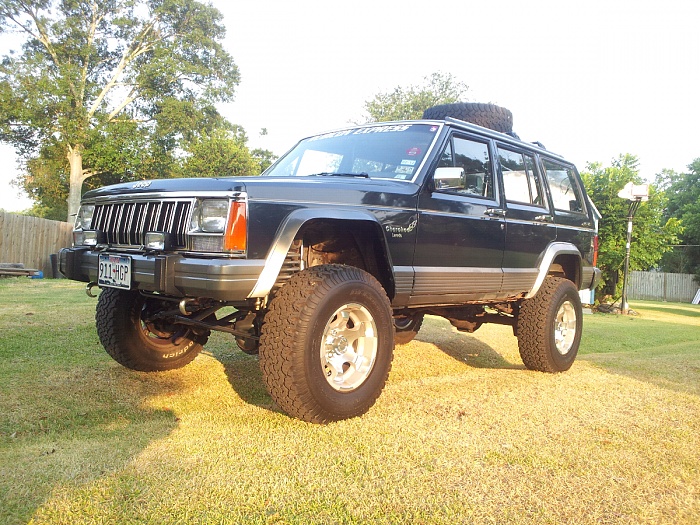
592 234 599 267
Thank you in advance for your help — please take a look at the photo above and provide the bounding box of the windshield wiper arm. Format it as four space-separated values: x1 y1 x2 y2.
310 172 369 178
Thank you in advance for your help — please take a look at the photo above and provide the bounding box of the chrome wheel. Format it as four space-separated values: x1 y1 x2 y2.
321 303 378 391
554 300 577 355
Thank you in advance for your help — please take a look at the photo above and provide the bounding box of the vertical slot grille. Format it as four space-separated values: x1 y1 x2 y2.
92 200 192 247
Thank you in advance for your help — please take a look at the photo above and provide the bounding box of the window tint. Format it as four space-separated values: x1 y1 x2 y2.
542 159 585 213
498 147 544 206
434 136 494 198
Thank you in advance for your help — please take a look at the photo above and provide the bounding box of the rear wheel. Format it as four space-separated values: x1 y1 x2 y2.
517 277 582 372
259 265 394 423
96 288 207 371
393 313 424 345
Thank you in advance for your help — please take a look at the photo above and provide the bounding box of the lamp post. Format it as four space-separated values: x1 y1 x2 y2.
617 182 649 315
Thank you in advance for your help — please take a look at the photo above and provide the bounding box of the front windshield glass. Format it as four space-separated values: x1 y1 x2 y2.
263 123 442 181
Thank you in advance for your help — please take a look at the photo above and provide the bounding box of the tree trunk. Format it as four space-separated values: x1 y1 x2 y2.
66 146 87 223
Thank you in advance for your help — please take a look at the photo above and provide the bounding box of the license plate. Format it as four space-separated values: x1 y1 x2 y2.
98 254 132 290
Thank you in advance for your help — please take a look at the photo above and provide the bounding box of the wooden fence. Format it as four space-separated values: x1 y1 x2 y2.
628 271 699 303
0 211 73 277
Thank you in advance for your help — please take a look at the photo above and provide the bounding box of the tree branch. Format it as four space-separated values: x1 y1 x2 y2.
87 16 161 120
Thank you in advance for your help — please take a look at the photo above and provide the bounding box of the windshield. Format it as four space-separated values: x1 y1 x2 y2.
263 123 442 181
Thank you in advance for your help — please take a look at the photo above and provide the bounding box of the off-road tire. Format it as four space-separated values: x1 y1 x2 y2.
96 288 207 372
259 264 394 423
393 313 424 345
517 277 582 372
422 102 513 133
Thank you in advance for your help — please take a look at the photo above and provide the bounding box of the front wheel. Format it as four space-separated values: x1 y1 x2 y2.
517 277 582 372
96 288 208 371
259 265 394 423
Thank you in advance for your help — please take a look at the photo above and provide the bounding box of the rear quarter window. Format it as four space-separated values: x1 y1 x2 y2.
542 159 585 213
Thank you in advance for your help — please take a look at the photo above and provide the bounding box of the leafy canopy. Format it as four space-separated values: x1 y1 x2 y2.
656 158 700 280
363 72 469 122
0 0 241 220
581 154 682 298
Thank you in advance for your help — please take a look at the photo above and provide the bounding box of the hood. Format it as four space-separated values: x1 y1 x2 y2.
82 175 420 206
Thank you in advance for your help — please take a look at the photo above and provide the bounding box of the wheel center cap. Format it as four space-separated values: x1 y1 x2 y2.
326 334 348 355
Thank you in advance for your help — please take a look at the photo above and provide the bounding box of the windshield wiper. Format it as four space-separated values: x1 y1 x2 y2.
309 172 369 178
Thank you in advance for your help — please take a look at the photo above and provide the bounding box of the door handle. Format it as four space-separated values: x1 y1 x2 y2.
534 214 553 222
485 208 506 218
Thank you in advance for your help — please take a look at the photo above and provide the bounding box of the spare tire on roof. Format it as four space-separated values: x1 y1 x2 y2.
422 102 513 133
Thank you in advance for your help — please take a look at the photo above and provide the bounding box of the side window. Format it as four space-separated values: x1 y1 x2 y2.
434 136 494 198
524 156 544 206
542 159 585 213
498 147 544 206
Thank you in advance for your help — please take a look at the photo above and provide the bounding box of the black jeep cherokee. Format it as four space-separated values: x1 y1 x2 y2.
60 103 601 423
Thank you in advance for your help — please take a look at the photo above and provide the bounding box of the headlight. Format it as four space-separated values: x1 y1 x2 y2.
190 199 229 233
188 197 247 254
74 204 95 230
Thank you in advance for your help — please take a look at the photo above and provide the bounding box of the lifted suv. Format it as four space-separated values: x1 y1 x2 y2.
60 103 601 423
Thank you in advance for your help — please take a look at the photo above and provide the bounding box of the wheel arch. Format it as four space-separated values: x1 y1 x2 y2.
525 242 583 299
247 209 395 300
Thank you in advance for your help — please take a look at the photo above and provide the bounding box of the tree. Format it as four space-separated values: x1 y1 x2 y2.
363 72 469 122
656 158 700 280
251 147 277 174
0 0 240 222
581 154 682 299
179 129 258 179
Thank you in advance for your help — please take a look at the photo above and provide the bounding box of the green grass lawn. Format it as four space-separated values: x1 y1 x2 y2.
1 279 699 524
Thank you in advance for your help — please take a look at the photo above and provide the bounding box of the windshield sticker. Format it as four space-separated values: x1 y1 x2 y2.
430 126 439 132
395 166 414 176
406 147 421 156
308 124 412 142
401 159 416 166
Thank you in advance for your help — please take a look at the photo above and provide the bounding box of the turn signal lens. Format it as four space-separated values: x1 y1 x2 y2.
224 201 247 252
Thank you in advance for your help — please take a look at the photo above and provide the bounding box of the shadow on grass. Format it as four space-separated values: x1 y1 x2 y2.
404 321 524 370
0 365 179 525
217 352 280 414
216 326 524 417
633 304 700 319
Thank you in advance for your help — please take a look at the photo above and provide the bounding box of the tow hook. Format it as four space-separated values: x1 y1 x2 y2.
86 282 99 298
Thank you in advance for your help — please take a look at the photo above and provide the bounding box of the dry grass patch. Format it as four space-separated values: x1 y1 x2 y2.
1 279 699 524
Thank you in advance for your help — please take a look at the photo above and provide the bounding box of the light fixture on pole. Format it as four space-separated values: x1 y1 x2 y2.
617 182 649 314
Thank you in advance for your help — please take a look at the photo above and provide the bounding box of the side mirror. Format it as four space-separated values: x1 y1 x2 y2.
432 167 464 190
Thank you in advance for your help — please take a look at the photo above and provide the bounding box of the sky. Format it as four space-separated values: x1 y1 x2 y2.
1 0 699 212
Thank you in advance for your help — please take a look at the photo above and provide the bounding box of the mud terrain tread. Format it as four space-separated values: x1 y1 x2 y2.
517 277 581 373
422 102 514 133
259 265 393 423
96 288 206 372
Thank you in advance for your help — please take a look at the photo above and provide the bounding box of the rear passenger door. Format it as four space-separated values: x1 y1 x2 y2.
412 133 506 304
497 145 556 295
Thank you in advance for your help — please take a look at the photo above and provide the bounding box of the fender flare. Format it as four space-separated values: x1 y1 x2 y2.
525 242 582 299
247 208 393 299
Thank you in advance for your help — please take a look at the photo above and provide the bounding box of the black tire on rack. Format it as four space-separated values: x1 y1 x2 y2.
258 264 394 423
96 288 208 372
516 277 583 373
422 102 513 133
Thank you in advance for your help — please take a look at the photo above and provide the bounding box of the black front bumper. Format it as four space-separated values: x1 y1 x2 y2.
58 248 265 301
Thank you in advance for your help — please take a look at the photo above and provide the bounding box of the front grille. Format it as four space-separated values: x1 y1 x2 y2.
92 200 192 247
